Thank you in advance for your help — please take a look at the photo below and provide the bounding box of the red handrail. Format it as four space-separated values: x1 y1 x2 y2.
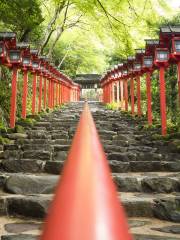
40 102 132 240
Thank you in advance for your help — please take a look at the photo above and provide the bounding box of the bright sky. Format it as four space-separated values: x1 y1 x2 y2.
167 0 180 8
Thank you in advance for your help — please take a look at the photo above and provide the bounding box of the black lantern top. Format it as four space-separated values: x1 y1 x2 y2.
30 49 38 57
160 25 180 35
16 43 29 50
0 32 16 41
127 56 135 61
145 39 159 45
135 49 145 54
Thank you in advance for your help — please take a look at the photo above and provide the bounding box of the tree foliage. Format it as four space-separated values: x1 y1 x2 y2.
0 0 179 127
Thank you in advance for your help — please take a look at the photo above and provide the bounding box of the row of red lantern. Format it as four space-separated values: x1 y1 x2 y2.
0 32 80 128
101 25 180 135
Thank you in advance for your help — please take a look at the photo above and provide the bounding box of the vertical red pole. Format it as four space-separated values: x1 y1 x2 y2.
38 75 43 113
32 73 37 115
136 75 142 117
124 80 128 111
59 84 61 105
146 72 153 125
120 81 124 110
56 83 58 106
177 62 180 106
10 67 18 128
109 84 111 103
159 67 167 135
130 78 134 115
103 87 105 103
44 78 47 109
21 70 28 119
64 86 66 103
40 103 132 240
52 81 54 108
61 85 63 104
48 80 51 108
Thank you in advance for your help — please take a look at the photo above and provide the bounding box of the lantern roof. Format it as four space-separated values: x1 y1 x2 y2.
30 49 38 56
145 39 160 55
0 32 16 41
135 49 145 54
127 56 135 61
160 25 180 34
16 42 29 50
135 49 145 62
145 39 159 45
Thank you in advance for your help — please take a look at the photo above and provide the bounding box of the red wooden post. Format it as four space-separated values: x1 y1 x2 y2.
136 76 142 117
109 84 111 103
40 103 132 240
32 73 37 115
59 84 61 105
52 81 54 108
124 80 128 111
10 67 18 128
103 86 105 103
21 70 28 119
61 85 63 104
44 78 47 109
48 80 51 108
146 72 153 125
178 62 180 106
65 86 67 103
120 81 124 110
56 83 58 106
38 75 43 112
130 78 134 115
159 66 167 135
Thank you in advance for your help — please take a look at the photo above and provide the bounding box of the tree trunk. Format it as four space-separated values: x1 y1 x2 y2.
48 26 63 59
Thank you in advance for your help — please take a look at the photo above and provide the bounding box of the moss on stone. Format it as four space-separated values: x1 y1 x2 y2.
15 125 25 133
0 136 11 144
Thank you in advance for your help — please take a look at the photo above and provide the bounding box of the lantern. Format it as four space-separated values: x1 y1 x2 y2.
143 56 153 68
8 50 21 63
134 62 141 71
122 70 127 76
0 43 3 55
32 60 39 69
22 57 31 67
155 48 169 62
175 40 180 52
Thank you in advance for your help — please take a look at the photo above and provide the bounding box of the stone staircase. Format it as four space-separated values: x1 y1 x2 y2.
0 102 180 240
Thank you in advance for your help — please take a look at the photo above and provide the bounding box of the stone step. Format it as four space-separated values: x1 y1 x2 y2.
107 152 164 162
1 216 180 240
1 159 180 174
22 151 51 161
0 192 179 221
3 172 180 195
113 172 180 193
130 217 180 239
21 144 53 151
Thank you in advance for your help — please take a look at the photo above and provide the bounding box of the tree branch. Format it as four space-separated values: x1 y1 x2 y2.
96 0 129 27
48 0 71 59
39 0 67 54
